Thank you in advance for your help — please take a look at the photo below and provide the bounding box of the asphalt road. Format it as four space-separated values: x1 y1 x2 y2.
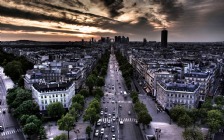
93 52 143 140
0 67 25 140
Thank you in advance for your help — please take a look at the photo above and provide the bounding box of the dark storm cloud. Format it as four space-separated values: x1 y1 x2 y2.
100 0 124 17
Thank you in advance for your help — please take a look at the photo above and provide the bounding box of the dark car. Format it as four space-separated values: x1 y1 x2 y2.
0 126 4 132
111 126 115 132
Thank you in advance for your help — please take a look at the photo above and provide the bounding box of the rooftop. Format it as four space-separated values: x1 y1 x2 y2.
159 81 199 92
33 81 73 92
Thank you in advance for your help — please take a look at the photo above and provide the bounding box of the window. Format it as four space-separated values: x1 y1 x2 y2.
45 95 47 98
53 95 54 98
41 96 43 99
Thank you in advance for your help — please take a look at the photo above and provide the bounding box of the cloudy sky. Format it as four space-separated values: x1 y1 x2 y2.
0 0 224 42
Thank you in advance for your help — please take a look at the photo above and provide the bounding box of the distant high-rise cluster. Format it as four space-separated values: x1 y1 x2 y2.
115 36 129 43
100 37 111 43
161 29 168 47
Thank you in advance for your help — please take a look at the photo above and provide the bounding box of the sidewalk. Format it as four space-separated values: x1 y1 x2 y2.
133 78 184 140
45 96 94 140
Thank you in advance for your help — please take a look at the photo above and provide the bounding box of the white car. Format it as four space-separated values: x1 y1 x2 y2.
95 130 99 136
119 120 124 125
100 128 105 134
112 116 116 122
112 134 116 140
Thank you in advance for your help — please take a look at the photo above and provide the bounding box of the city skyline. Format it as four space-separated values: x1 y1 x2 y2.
1 0 224 42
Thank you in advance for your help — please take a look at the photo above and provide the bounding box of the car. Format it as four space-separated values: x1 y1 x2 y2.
105 107 108 112
108 114 111 118
97 119 102 126
112 134 116 140
0 126 3 132
119 86 121 89
104 113 108 118
100 111 104 115
103 122 107 128
120 91 123 94
95 129 99 136
135 120 139 125
104 135 108 140
112 116 116 122
107 121 111 127
103 101 105 104
119 105 122 108
3 111 6 114
111 126 115 132
111 100 115 104
112 111 116 116
119 120 124 125
100 128 105 135
128 111 131 115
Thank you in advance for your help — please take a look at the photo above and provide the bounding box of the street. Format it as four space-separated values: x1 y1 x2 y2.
93 50 143 140
0 67 25 140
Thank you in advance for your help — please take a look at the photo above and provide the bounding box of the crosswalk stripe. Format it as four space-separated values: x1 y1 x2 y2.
1 128 22 136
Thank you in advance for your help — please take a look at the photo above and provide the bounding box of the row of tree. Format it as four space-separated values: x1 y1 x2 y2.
6 87 46 139
170 96 224 139
54 50 110 140
131 91 152 128
0 48 33 83
115 52 133 90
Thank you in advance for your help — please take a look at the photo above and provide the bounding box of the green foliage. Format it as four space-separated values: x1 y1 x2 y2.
4 60 23 81
93 88 104 98
57 113 75 140
18 76 24 87
13 100 39 118
96 76 105 87
6 87 19 107
20 115 30 126
207 110 224 133
47 102 65 119
78 89 89 98
177 113 192 129
26 115 42 129
72 94 85 106
83 107 100 125
11 89 32 109
53 133 67 140
86 74 97 94
182 128 204 140
137 111 152 126
23 122 39 137
71 102 83 114
86 126 92 138
170 105 187 122
214 96 224 105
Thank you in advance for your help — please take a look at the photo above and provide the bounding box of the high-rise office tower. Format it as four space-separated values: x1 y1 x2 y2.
161 29 168 47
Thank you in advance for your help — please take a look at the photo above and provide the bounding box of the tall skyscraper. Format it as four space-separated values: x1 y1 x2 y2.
161 29 168 47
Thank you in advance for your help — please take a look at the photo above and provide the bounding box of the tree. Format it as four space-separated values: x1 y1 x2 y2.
23 122 39 138
68 107 78 122
13 100 39 118
72 94 84 106
6 88 18 107
177 113 192 129
138 111 152 128
20 115 30 126
47 102 65 119
96 77 105 87
38 125 47 140
207 110 224 134
18 76 24 87
214 96 224 105
85 74 96 94
71 102 83 114
11 89 32 109
53 133 67 140
78 89 89 98
26 115 42 129
83 107 100 125
4 60 23 81
170 105 186 122
93 88 104 98
182 128 204 140
57 113 75 140
89 99 100 113
86 126 92 139
188 109 200 127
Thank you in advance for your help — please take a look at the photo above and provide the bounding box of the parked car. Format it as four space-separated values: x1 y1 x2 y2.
112 134 116 140
95 130 99 136
111 126 115 132
0 126 4 132
100 128 105 135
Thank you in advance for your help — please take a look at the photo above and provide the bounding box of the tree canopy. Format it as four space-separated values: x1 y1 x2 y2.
47 102 65 119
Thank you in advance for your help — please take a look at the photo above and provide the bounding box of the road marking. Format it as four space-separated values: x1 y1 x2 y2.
118 101 132 104
0 128 22 136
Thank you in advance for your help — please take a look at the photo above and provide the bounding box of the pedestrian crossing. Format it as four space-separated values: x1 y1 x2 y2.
0 128 22 136
101 117 137 123
118 101 132 104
